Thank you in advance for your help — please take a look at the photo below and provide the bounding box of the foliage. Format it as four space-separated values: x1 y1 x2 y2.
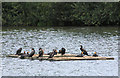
2 2 120 26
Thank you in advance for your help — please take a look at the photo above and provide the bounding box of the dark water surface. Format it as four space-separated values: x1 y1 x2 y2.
2 26 118 76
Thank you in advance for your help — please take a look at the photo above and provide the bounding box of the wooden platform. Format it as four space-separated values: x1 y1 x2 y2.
7 54 77 58
7 54 114 61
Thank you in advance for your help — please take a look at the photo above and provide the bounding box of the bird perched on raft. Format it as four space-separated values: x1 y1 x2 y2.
59 48 66 55
48 48 66 58
16 48 22 55
93 52 98 57
80 45 89 56
48 49 57 58
28 48 35 57
20 52 30 59
37 48 44 58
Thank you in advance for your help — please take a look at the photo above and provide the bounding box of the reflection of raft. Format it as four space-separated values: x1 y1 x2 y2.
7 54 114 61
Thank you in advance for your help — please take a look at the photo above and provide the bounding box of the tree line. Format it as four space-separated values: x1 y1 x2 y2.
2 2 120 26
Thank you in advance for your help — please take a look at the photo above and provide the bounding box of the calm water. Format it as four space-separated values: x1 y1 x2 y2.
1 26 118 76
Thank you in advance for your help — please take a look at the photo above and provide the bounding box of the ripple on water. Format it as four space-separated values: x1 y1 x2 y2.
2 26 118 76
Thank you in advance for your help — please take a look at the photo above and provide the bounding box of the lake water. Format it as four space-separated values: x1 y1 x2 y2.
1 26 118 76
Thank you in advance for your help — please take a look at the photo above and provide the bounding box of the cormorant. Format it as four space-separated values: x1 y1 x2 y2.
48 49 57 58
28 48 35 57
53 49 57 55
16 48 22 55
38 48 44 57
80 45 88 56
20 52 30 59
48 52 54 58
59 48 66 55
93 52 98 57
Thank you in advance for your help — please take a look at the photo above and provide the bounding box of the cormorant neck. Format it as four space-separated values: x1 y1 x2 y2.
81 46 83 48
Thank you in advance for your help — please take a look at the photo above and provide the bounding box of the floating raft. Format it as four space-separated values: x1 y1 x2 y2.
7 54 114 61
7 54 77 58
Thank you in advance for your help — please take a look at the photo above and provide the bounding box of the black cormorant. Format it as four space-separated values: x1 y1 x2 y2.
80 45 88 56
20 52 30 59
28 48 35 57
38 48 44 57
48 49 57 58
16 48 22 55
59 48 66 55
